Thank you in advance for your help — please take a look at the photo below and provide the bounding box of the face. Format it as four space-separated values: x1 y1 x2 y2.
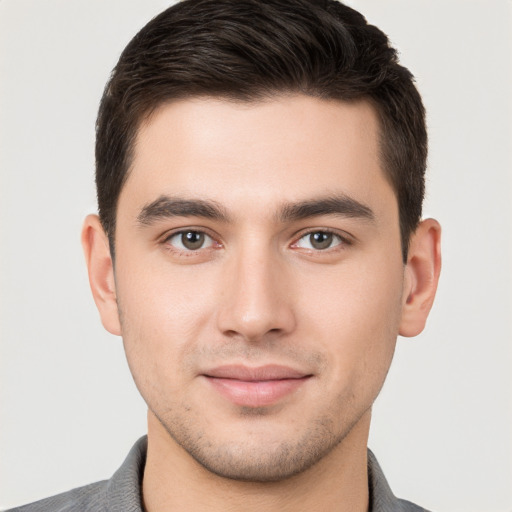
112 95 407 481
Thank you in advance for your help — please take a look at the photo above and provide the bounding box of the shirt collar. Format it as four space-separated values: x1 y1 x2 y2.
105 436 423 512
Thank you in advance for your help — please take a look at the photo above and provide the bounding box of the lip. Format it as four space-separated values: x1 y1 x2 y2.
202 364 312 407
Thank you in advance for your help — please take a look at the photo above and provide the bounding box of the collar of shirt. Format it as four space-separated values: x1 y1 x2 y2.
104 436 429 512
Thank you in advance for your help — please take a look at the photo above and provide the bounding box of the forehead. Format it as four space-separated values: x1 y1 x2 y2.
120 95 395 219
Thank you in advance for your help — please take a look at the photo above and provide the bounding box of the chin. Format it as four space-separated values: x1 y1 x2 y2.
163 414 349 482
188 444 332 483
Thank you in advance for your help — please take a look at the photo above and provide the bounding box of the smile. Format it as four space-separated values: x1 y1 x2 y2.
202 365 313 407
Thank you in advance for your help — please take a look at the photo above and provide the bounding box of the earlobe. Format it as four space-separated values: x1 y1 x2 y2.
81 214 122 336
399 218 442 337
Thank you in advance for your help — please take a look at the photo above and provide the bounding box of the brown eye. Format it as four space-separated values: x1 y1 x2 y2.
168 231 213 251
309 232 333 250
295 231 342 251
182 231 205 250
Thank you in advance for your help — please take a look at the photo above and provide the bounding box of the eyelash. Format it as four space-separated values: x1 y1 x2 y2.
162 229 221 255
160 228 352 256
291 228 352 252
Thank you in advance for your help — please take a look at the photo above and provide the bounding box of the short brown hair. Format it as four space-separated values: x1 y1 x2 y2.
96 0 427 261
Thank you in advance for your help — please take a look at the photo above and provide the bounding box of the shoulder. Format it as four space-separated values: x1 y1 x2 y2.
6 437 147 512
394 497 431 512
5 480 109 512
367 449 432 512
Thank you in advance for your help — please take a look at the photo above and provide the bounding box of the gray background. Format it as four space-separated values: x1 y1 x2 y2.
1 0 511 510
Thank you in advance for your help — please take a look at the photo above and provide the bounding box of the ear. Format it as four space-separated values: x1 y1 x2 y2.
399 218 442 337
81 214 122 336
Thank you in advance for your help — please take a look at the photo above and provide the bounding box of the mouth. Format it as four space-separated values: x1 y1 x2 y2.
202 364 313 408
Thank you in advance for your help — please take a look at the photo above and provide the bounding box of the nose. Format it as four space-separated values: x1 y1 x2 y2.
216 244 296 343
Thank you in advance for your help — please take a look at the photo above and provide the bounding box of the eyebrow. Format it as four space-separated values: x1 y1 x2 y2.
137 196 230 225
278 195 375 223
136 193 375 226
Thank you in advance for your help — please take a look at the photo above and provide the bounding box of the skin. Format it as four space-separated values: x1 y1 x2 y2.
82 95 441 512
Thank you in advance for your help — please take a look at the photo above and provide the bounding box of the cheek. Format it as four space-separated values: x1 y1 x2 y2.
297 255 404 385
114 257 221 380
117 250 218 321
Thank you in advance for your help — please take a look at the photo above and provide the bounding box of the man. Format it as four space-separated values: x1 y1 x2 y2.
9 0 441 510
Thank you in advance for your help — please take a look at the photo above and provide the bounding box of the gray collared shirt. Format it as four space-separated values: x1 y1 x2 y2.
7 436 430 511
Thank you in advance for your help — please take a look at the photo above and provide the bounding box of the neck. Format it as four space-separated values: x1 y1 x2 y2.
142 411 371 512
